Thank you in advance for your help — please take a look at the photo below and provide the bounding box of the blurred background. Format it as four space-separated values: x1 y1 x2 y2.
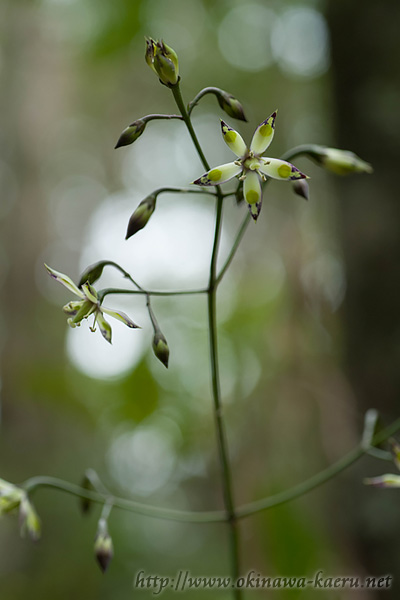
1 0 399 598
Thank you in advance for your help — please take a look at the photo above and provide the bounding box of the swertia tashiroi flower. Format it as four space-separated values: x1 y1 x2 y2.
192 111 309 220
45 265 139 344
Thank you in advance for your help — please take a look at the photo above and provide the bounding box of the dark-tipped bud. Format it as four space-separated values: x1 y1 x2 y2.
95 518 113 573
78 261 108 288
126 194 157 239
292 179 309 200
115 119 146 149
217 90 247 122
146 38 179 86
152 331 169 368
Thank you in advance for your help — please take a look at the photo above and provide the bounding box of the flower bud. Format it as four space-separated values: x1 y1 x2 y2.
292 179 309 200
78 261 108 288
94 518 113 573
146 38 179 86
19 495 41 542
115 119 146 149
217 91 247 122
126 194 157 239
307 145 373 176
152 331 169 368
0 478 24 515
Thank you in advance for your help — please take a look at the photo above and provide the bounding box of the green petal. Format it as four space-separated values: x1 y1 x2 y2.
192 162 242 187
250 111 277 155
101 307 140 329
68 300 95 326
82 282 99 304
259 158 308 181
96 311 112 344
220 121 247 157
45 264 84 298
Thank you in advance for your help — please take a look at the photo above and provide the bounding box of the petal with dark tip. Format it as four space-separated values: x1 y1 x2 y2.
96 311 112 344
102 307 140 329
45 264 84 298
192 162 242 186
250 110 277 155
259 158 308 181
220 121 247 157
247 199 262 221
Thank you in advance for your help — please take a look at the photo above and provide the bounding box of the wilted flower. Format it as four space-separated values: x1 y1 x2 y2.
45 265 139 344
364 439 400 488
145 38 179 86
192 111 308 220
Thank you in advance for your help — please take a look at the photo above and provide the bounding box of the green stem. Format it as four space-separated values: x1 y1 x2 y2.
142 114 183 122
216 213 251 285
22 416 400 523
172 81 242 595
153 186 217 197
280 144 321 162
171 83 210 171
99 287 207 301
23 476 225 523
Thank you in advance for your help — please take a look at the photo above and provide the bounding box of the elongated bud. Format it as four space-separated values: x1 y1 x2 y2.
126 194 157 239
152 331 169 368
19 495 41 542
78 261 108 288
217 90 247 121
306 145 373 175
115 119 146 149
292 179 309 200
95 518 113 573
146 38 179 86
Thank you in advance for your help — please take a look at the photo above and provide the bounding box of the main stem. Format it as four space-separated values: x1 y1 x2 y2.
172 83 241 595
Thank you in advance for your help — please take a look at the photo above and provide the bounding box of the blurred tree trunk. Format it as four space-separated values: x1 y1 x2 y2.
327 1 400 594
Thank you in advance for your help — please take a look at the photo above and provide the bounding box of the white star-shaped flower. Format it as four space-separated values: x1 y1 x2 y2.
192 111 308 220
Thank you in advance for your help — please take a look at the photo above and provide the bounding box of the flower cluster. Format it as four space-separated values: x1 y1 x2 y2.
193 111 308 220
